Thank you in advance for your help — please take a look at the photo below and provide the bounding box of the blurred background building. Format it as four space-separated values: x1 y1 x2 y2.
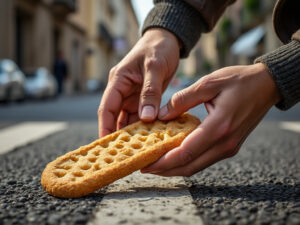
178 0 281 80
0 0 284 95
0 0 138 95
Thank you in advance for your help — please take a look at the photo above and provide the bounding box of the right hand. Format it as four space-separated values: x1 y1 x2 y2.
98 28 181 137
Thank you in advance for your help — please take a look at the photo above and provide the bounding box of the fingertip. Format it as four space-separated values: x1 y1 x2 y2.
158 105 168 120
140 105 156 121
98 128 111 138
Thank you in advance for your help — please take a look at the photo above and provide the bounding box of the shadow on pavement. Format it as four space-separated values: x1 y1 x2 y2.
188 183 300 202
92 186 189 199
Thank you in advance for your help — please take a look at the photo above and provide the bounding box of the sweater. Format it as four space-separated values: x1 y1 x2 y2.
142 0 300 110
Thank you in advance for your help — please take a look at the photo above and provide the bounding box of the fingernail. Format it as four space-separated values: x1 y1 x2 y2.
141 105 155 120
158 106 168 119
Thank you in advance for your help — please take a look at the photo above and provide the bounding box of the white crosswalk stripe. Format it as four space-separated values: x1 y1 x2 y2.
0 122 68 154
280 121 300 133
88 172 203 225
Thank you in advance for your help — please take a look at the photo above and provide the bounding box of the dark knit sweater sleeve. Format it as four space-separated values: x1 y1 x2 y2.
142 0 206 58
255 40 300 110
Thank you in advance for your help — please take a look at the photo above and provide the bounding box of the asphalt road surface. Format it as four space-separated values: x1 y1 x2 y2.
0 89 299 225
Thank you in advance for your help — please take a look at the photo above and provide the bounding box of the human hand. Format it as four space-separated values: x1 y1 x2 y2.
141 63 281 176
98 28 181 137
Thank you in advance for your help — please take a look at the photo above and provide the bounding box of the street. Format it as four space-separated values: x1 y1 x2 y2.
0 88 299 225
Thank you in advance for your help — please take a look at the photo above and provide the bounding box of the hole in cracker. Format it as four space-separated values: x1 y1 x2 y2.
120 136 130 142
70 177 76 182
93 164 101 171
126 129 135 136
110 133 119 142
88 157 97 163
146 125 152 131
177 118 186 124
131 143 142 149
140 130 149 136
154 138 160 143
104 157 114 164
157 125 167 130
100 142 109 148
167 130 177 137
117 155 128 162
79 164 91 170
93 150 100 156
54 171 66 178
176 125 184 129
156 133 164 141
70 156 79 162
108 149 117 156
57 165 72 170
115 143 124 149
138 136 147 142
72 171 84 177
80 150 88 156
123 149 133 156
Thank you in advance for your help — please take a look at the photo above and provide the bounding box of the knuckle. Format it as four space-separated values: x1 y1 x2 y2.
141 81 160 98
171 91 185 108
222 138 239 157
97 106 105 116
108 66 117 80
144 57 160 71
108 66 123 81
217 120 232 139
194 75 212 91
180 149 194 165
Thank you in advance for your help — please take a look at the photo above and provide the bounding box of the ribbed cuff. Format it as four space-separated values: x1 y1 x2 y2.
142 0 205 58
255 40 300 110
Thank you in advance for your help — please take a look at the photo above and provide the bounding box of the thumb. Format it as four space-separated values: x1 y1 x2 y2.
139 64 164 122
158 76 218 120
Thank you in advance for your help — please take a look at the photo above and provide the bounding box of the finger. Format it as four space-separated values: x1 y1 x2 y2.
117 111 140 129
150 137 238 177
139 61 164 122
128 113 139 124
117 94 140 130
141 109 228 173
117 110 128 130
204 101 214 114
98 85 123 137
158 76 219 120
98 70 141 138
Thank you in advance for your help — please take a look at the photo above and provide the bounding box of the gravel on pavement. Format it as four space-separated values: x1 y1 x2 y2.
0 121 299 225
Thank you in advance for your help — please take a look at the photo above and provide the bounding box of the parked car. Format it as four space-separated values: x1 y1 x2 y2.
0 59 26 102
25 67 58 99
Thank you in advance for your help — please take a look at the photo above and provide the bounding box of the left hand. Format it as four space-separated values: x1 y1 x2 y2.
141 63 281 176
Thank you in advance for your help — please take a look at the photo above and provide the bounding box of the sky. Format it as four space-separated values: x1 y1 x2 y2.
131 0 154 26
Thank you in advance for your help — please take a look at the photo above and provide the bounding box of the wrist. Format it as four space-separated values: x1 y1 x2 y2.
143 28 182 53
255 63 282 105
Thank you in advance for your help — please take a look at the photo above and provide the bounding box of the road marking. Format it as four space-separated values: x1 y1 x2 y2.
280 121 300 133
88 172 203 225
0 122 68 154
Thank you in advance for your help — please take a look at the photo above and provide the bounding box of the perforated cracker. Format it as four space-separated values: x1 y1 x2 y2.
41 113 200 198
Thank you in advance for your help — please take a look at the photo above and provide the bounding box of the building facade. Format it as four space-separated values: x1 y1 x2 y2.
0 0 139 93
85 0 139 88
177 0 281 78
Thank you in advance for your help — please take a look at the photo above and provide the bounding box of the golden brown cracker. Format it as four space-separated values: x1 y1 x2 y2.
41 113 200 198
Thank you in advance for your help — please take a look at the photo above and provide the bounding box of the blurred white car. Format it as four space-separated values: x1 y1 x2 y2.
25 68 58 99
0 59 26 102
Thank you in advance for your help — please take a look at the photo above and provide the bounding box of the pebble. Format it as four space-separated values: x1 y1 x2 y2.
47 214 61 225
